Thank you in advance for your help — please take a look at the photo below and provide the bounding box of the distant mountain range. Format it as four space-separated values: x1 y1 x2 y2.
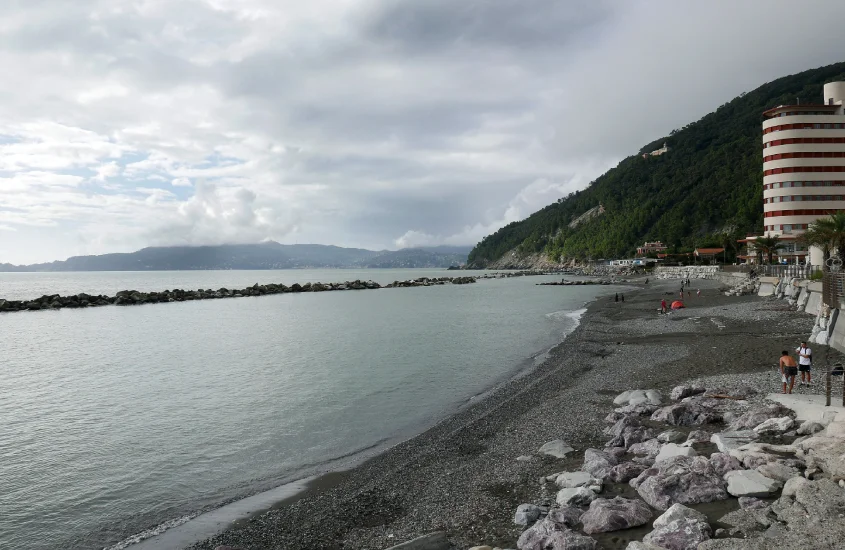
0 243 472 272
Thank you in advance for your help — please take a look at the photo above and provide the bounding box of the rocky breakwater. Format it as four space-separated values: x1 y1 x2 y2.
536 279 614 286
0 276 477 313
462 382 845 550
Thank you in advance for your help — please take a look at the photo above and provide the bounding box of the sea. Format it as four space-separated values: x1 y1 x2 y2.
0 269 615 550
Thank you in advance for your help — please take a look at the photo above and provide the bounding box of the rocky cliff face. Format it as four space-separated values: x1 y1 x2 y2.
469 248 578 270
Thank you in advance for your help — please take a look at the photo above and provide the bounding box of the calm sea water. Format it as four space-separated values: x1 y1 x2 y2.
0 270 612 550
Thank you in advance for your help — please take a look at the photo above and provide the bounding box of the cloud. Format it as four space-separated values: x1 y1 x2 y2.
1 0 845 263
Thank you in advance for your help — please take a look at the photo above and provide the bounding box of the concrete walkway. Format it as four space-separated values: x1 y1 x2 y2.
768 392 845 423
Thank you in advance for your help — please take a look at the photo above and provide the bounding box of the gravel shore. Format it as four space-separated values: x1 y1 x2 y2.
190 278 826 550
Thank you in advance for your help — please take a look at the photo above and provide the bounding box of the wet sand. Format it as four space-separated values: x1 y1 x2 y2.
189 278 821 550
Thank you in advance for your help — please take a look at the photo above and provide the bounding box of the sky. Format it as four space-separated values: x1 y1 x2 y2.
3 1 845 264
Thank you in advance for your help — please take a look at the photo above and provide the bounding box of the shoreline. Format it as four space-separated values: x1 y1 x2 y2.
119 289 609 549
189 277 824 550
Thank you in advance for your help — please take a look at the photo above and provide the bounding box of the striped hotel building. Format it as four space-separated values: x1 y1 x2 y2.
763 81 845 264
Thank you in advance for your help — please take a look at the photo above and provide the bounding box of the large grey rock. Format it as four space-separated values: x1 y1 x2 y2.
579 497 652 534
386 531 451 550
728 404 793 431
606 425 656 450
709 453 742 477
625 543 663 550
628 438 661 458
514 503 542 526
724 470 782 497
546 506 583 528
655 443 696 463
614 389 662 407
781 476 811 497
554 471 602 493
719 507 771 536
556 486 597 507
796 420 825 436
737 496 769 510
756 461 800 482
753 416 794 435
685 430 711 443
651 402 721 426
796 435 845 478
670 385 706 401
582 448 618 480
539 440 575 458
642 503 712 550
608 461 648 483
632 456 728 510
657 430 687 444
710 430 758 453
517 515 597 550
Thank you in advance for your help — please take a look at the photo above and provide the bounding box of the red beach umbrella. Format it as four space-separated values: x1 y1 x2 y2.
671 300 685 310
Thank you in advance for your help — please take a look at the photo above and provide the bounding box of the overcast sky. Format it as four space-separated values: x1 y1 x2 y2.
2 1 845 263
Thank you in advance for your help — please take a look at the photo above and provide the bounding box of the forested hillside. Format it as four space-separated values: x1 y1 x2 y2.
468 62 845 267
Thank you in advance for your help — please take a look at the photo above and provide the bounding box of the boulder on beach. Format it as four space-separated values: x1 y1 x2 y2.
556 486 597 507
517 514 597 550
613 389 662 407
554 471 602 493
579 496 653 534
724 470 782 497
710 430 758 453
651 401 721 426
628 439 661 459
657 430 686 444
655 443 696 463
608 461 648 483
670 385 706 401
709 453 742 477
514 503 542 526
642 503 712 550
539 440 575 459
631 456 728 510
753 416 794 435
582 448 618 480
728 404 793 431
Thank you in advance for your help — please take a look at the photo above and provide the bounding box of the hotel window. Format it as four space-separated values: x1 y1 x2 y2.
826 124 833 129
784 225 792 232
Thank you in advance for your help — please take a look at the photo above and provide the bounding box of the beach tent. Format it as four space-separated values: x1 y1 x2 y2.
671 300 685 310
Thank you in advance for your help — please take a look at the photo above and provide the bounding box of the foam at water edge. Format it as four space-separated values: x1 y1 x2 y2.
104 512 199 550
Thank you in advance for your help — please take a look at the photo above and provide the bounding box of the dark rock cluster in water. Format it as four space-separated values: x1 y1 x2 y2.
537 279 615 286
0 276 477 313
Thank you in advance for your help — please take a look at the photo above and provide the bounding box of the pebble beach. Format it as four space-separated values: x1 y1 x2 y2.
190 277 836 550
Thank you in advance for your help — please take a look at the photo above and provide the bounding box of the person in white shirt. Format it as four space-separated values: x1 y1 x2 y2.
796 342 812 386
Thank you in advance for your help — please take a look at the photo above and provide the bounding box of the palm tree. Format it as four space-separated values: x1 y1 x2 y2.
755 235 784 264
719 230 742 264
799 223 833 265
808 212 845 260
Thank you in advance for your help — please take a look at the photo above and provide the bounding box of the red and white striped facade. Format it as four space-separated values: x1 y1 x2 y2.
762 82 845 264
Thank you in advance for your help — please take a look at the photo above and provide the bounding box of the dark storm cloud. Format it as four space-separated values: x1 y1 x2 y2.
363 0 610 53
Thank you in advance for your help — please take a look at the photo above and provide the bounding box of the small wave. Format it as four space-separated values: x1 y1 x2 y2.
104 512 199 550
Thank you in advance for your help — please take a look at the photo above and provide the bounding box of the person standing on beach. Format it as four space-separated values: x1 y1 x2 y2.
780 351 798 394
661 298 667 314
621 294 625 302
796 342 812 385
615 293 619 302
697 289 701 298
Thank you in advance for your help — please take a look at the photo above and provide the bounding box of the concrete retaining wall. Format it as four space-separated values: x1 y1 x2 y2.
656 266 720 280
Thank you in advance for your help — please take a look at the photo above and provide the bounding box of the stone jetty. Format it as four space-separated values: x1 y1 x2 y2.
0 276 477 313
536 279 614 286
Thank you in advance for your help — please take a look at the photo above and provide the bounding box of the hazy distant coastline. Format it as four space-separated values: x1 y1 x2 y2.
0 243 472 272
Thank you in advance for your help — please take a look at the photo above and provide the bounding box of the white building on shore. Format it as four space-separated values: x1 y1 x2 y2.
762 81 845 264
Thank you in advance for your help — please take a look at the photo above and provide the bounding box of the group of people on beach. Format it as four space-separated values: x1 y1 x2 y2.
679 279 700 300
778 342 813 394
